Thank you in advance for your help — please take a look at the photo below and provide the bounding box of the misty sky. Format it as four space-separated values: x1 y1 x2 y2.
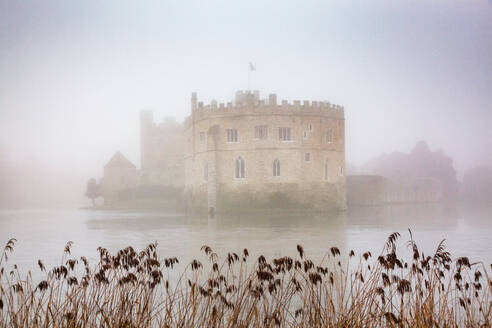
1 0 491 180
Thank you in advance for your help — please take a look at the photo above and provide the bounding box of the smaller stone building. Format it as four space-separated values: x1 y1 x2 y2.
101 151 139 205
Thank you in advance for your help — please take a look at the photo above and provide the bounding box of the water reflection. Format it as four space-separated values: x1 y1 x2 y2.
347 203 459 229
85 211 348 269
0 204 490 279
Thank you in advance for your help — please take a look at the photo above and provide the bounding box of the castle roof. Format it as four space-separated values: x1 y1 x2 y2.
104 151 136 169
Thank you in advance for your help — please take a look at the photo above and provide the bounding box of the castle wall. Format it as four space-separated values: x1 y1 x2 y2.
184 93 346 213
347 175 444 206
347 175 385 206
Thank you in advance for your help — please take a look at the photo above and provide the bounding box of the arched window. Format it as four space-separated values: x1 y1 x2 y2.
324 159 329 181
235 156 245 179
273 159 281 177
204 163 208 181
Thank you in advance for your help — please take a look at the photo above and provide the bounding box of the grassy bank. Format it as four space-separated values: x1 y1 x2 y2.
0 231 490 327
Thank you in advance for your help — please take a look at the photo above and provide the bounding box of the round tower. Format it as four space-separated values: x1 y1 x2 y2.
183 91 346 213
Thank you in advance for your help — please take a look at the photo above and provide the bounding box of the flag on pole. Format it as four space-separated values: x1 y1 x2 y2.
249 62 256 71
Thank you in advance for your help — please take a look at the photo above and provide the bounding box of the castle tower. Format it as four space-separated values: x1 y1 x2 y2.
191 92 198 159
140 110 154 171
140 110 184 187
191 92 197 111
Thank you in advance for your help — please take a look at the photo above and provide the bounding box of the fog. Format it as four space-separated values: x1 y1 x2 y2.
1 0 491 207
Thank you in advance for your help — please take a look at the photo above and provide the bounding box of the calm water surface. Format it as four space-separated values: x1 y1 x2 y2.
0 204 491 276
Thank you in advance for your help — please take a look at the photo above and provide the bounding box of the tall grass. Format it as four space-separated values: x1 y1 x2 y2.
0 230 490 327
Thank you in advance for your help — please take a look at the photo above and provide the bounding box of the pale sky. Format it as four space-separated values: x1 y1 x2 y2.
1 0 491 181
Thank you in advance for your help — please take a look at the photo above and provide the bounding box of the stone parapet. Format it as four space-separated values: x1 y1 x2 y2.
184 100 344 128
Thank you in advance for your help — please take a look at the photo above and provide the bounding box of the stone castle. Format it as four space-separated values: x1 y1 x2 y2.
101 90 346 212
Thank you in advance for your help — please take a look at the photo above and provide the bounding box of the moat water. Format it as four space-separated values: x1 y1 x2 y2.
0 204 491 277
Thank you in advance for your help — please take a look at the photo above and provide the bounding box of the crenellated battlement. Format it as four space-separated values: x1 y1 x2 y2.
185 90 344 127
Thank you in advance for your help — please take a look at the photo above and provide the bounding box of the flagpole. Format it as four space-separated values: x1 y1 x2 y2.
248 62 255 91
248 68 250 91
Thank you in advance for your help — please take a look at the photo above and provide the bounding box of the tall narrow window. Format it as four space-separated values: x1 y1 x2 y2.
227 129 238 143
279 127 292 141
308 124 313 131
326 128 333 143
254 125 268 139
200 132 206 144
339 166 344 176
273 159 281 177
324 159 329 181
204 163 208 181
235 156 245 179
305 153 310 162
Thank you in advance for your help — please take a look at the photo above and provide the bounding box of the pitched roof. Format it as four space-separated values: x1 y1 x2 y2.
104 151 136 169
